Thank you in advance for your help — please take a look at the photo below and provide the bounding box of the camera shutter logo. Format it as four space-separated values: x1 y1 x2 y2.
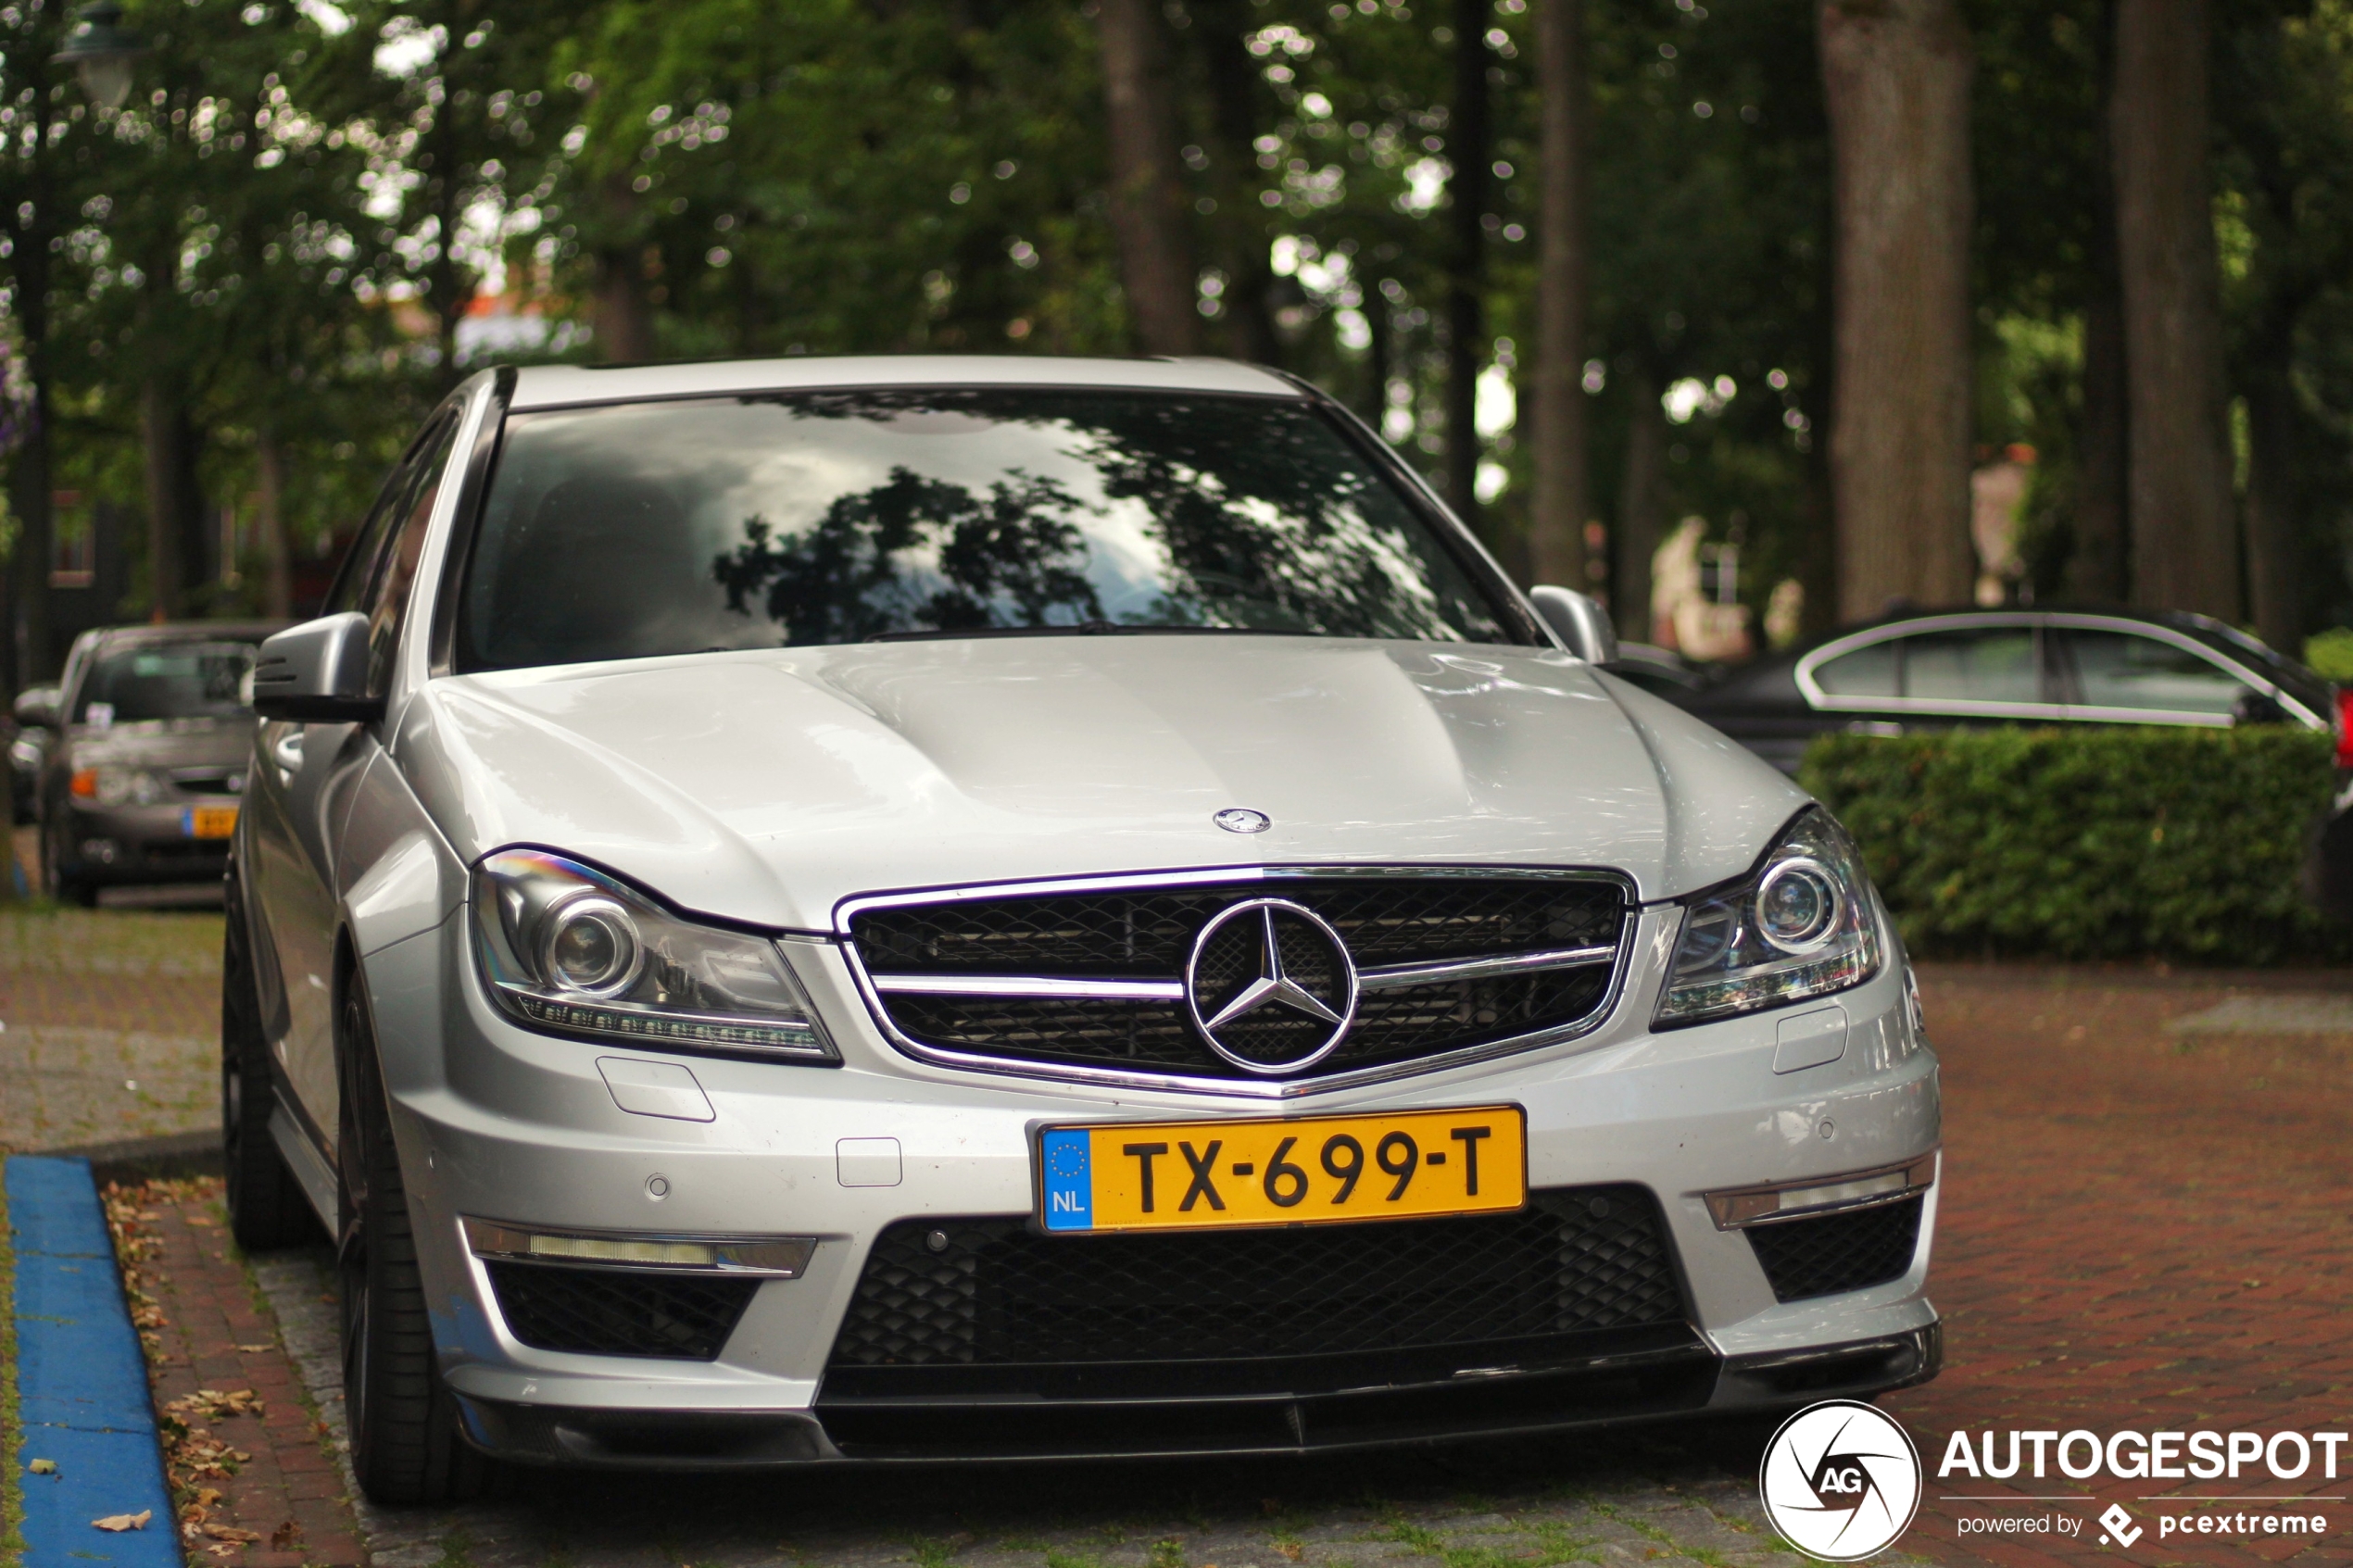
1758 1400 1923 1562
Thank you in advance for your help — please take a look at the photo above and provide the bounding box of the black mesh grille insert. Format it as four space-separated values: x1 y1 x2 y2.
1744 1197 1924 1303
486 1262 759 1361
854 876 1625 1080
855 878 1622 974
826 1185 1683 1380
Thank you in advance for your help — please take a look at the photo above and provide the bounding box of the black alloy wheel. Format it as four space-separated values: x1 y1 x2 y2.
220 876 317 1251
337 972 488 1505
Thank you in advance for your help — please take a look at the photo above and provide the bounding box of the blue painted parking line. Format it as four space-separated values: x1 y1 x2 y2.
8 1155 179 1568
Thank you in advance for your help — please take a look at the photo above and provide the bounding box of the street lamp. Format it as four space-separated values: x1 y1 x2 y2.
53 0 146 111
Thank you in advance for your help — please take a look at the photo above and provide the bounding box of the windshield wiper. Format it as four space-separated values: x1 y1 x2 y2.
873 621 1319 642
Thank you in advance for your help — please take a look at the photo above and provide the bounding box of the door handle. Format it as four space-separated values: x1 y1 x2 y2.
272 729 306 780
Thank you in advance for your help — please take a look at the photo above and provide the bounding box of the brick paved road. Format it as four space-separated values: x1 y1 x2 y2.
1885 969 2353 1568
18 904 2353 1568
0 908 221 1154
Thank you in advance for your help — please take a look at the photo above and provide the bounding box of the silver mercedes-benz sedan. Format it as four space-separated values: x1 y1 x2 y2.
225 355 1941 1503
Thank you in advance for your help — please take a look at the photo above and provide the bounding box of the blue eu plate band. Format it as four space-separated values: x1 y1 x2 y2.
1039 1128 1093 1231
8 1155 178 1567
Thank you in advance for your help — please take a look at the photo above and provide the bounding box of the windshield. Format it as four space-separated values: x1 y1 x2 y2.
73 641 258 724
457 390 1519 671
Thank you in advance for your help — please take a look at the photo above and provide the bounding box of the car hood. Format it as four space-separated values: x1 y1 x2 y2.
65 716 255 771
400 637 1807 930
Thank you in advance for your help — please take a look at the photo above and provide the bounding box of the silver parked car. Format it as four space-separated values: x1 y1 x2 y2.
226 356 1942 1502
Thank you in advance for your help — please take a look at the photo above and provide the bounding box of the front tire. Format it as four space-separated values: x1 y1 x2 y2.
337 972 487 1505
43 827 95 907
221 885 316 1251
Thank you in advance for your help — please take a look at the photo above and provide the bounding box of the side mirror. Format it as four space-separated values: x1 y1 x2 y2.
12 685 61 728
1529 585 1620 666
251 612 382 723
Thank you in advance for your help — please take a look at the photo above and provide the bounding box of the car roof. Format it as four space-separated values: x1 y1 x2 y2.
508 355 1305 412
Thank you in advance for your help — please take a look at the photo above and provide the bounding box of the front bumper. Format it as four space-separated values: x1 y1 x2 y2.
361 903 1942 1465
56 799 236 884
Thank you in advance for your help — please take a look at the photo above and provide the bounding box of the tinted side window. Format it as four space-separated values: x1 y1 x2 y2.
2066 630 2246 715
1813 641 1898 698
365 416 461 694
1900 629 2039 703
323 451 420 619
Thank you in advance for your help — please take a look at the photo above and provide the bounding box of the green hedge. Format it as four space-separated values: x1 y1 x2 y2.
1798 727 2346 963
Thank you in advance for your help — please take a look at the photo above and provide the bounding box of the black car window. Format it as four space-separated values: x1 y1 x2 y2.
323 412 456 621
1900 629 2039 704
71 641 258 724
2064 630 2246 715
456 390 1519 671
364 414 461 694
1813 640 1898 698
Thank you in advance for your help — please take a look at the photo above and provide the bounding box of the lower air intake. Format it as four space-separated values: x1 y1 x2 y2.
823 1185 1689 1402
1744 1196 1924 1303
486 1262 758 1361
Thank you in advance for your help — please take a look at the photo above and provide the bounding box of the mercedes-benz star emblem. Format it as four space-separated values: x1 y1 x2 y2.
1214 808 1271 834
1184 897 1358 1074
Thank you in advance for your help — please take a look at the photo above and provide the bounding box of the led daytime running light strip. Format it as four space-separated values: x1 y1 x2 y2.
498 985 830 1055
1704 1151 1937 1230
462 1218 815 1276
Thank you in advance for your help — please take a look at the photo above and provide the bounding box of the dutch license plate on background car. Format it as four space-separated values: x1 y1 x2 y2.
1036 1106 1526 1235
185 807 237 839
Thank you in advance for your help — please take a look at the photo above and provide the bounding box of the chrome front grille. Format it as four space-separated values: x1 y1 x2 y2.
844 870 1629 1091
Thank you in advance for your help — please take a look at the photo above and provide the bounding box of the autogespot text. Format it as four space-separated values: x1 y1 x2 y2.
1939 1428 2350 1481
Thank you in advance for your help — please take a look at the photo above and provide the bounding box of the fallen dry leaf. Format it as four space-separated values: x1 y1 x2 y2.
233 1343 272 1353
29 1458 57 1474
205 1524 263 1543
93 1511 154 1532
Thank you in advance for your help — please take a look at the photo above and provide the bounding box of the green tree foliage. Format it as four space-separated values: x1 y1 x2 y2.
3 0 2353 656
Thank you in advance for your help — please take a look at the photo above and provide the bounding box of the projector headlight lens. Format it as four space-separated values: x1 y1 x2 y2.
472 848 835 1061
1655 809 1883 1025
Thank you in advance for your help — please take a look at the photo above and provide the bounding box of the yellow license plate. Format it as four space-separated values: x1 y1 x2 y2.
1037 1105 1526 1235
186 806 237 840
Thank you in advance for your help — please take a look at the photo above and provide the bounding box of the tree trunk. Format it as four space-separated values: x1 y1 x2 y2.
1365 288 1393 427
10 247 51 683
2073 291 2132 603
2242 346 2301 653
2069 0 2131 604
593 252 658 363
2112 0 2237 619
257 423 293 621
1191 0 1280 366
1098 0 1202 357
1525 0 1588 589
141 383 205 621
1616 367 1667 643
592 171 658 363
1818 0 1976 622
1446 0 1494 541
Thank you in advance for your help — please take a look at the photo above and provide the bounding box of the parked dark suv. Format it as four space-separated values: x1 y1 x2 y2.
19 622 284 904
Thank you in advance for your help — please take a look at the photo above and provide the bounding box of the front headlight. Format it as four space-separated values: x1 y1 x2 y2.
71 765 170 806
472 848 837 1061
1655 809 1883 1025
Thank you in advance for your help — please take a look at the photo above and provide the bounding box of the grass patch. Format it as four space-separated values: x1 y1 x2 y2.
0 906 224 978
1374 1516 1600 1568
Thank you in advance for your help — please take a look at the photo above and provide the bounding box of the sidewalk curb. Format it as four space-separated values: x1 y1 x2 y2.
6 1156 178 1568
